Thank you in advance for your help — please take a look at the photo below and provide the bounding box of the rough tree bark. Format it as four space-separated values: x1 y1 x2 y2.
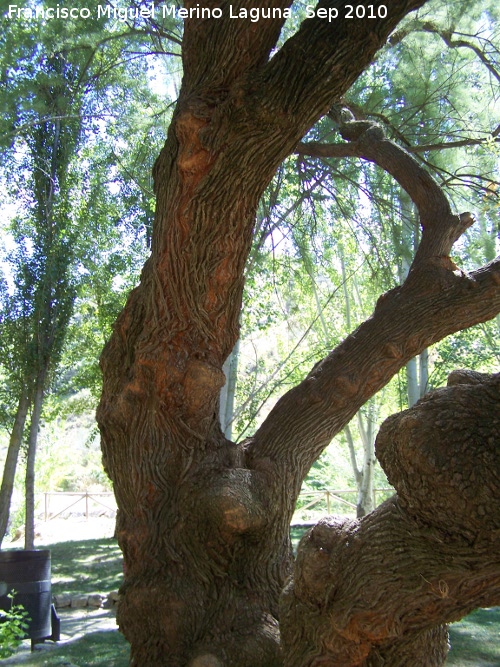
281 372 500 666
97 2 500 665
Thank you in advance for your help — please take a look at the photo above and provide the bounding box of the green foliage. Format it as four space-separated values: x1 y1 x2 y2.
0 592 30 659
0 0 170 416
430 320 500 388
0 8 171 545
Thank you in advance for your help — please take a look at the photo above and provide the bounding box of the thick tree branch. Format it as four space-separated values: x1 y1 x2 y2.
253 0 428 141
377 373 500 540
181 0 293 90
280 374 500 666
248 119 499 479
249 253 500 484
282 500 500 666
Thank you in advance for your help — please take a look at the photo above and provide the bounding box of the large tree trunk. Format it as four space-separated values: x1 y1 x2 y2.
97 3 500 664
280 372 500 666
0 391 30 547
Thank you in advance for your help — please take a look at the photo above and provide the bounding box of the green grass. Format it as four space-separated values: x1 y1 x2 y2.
4 536 499 666
447 607 500 666
4 630 130 666
47 537 124 597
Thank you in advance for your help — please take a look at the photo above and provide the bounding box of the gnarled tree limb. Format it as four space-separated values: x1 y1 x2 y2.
280 373 500 667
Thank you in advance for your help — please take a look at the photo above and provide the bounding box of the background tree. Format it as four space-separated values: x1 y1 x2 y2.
0 41 83 547
0 7 168 546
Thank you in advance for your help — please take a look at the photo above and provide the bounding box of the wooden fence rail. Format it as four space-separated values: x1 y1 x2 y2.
41 488 393 522
295 488 393 515
43 492 117 521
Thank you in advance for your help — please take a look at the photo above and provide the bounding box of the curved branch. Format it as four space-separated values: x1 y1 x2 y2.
297 119 475 262
297 129 451 222
246 0 429 143
299 131 500 156
249 253 500 487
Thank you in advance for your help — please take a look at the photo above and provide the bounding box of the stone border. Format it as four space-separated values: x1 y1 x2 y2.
53 591 120 610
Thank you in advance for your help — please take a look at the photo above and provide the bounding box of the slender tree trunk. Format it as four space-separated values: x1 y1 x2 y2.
24 370 46 551
341 248 376 517
0 391 31 547
356 411 376 518
419 347 429 396
406 356 420 407
344 416 376 518
407 350 430 407
219 338 240 439
344 424 362 488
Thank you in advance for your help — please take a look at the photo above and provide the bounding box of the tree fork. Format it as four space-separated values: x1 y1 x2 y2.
96 1 500 664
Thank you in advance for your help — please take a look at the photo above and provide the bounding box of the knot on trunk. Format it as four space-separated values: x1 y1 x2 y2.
376 372 500 540
188 654 224 667
183 359 226 419
339 119 386 142
198 467 268 537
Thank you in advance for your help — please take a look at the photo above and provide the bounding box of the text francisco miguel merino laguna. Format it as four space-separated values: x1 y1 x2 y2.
6 3 388 22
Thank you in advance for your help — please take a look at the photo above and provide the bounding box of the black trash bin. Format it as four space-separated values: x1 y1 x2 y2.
0 550 54 647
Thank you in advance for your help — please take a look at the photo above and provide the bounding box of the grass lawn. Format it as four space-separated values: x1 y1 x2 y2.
448 607 500 667
3 535 499 666
6 630 130 666
48 537 124 597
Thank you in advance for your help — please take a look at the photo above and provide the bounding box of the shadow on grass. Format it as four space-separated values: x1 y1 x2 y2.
447 607 500 666
3 629 130 666
46 538 123 597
